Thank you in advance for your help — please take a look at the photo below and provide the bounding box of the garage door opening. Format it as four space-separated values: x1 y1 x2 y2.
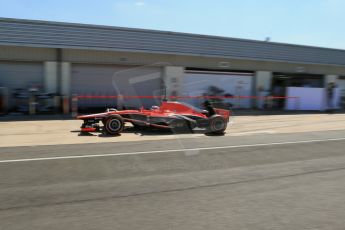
0 61 44 112
71 64 163 112
272 72 323 109
183 69 254 109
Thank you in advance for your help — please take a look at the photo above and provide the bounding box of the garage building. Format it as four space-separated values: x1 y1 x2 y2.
1 17 345 112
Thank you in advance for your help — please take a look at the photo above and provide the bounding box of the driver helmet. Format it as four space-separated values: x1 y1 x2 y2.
203 100 212 107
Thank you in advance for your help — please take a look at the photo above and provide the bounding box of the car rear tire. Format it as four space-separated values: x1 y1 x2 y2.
104 115 124 135
207 115 227 134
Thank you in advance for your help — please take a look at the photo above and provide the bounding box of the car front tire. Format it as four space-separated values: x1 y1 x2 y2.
104 115 124 135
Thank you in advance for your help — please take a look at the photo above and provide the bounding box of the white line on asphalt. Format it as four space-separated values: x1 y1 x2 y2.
1 137 345 163
229 130 276 136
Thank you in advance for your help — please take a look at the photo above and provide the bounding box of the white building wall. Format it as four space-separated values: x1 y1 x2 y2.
163 66 184 100
61 62 71 96
255 71 272 108
324 74 338 86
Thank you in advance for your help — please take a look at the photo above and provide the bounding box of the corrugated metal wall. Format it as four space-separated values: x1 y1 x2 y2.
1 18 345 66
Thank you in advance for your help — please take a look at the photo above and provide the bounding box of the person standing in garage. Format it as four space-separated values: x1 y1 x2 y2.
327 82 336 111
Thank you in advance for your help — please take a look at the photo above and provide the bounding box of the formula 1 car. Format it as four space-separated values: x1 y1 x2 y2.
77 101 231 135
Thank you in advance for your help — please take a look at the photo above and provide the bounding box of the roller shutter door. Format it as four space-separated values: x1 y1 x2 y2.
71 64 162 109
0 61 43 109
183 71 254 108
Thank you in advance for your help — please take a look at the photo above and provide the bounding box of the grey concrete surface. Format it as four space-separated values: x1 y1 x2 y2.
1 130 345 229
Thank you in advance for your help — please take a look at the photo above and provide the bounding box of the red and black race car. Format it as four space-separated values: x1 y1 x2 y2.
77 101 231 135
